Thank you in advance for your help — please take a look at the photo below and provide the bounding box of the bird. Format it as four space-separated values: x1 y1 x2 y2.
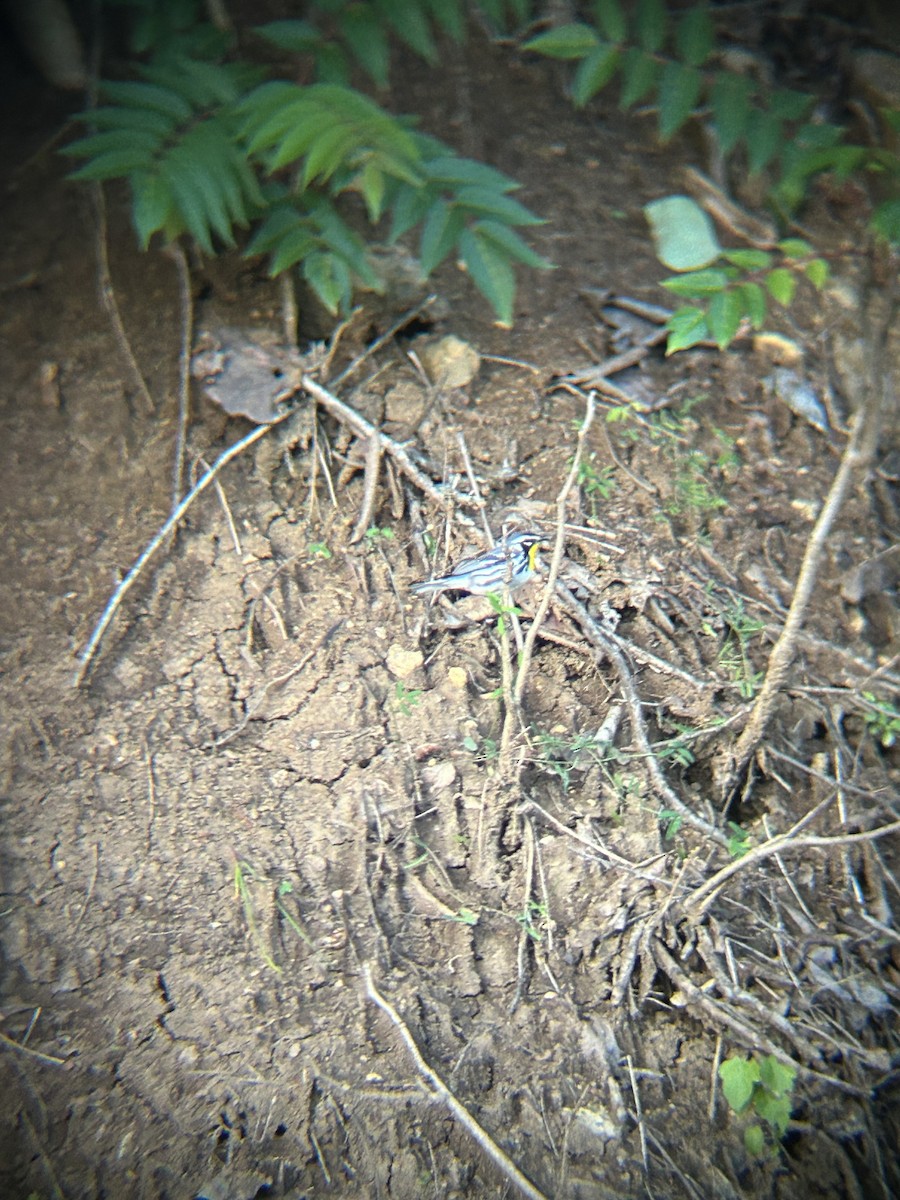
410 531 543 597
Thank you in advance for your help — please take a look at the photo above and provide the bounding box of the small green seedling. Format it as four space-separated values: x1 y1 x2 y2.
308 541 332 559
727 821 752 858
394 680 422 715
862 692 900 748
486 590 522 637
449 907 479 926
719 1052 796 1158
516 899 548 941
462 733 498 761
365 525 395 542
574 452 617 517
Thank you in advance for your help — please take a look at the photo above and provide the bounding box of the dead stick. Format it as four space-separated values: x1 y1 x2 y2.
301 375 476 521
91 182 154 415
687 818 900 917
363 965 551 1200
719 284 896 797
72 414 292 687
164 240 193 508
514 392 595 706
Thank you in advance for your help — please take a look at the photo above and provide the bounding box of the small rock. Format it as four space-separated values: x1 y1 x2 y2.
417 334 480 389
753 332 803 366
386 644 424 678
420 760 456 794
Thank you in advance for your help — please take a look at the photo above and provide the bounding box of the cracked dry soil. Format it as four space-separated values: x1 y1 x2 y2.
2 25 900 1200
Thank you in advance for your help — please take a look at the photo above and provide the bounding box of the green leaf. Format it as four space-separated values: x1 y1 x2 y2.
777 237 812 258
247 204 307 258
722 248 772 270
719 1056 760 1113
593 0 626 42
766 267 797 305
754 1090 792 1138
769 87 814 121
131 171 173 249
424 0 465 42
645 195 721 269
871 198 900 243
758 1055 796 1098
255 19 323 53
420 199 464 273
389 182 431 240
304 250 352 315
269 227 318 275
474 219 553 270
658 62 702 141
676 5 713 67
665 306 708 353
660 268 729 296
459 226 516 325
340 6 391 87
736 281 766 328
422 153 515 191
453 185 544 225
302 124 358 187
710 72 755 154
635 0 667 53
356 160 386 221
572 42 621 107
99 79 192 122
619 47 661 109
707 288 743 349
82 105 174 137
165 158 214 254
63 129 162 162
522 24 599 60
375 0 438 62
69 147 160 180
746 110 783 174
744 1124 765 1157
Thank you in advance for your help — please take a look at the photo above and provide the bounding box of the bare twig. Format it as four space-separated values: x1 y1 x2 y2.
514 392 595 705
165 240 193 507
719 281 897 796
686 818 900 918
455 430 494 541
331 294 438 389
509 814 536 1015
349 434 383 544
363 965 551 1200
554 582 729 845
0 1029 67 1067
301 375 476 523
626 1054 648 1172
91 182 154 414
72 412 293 687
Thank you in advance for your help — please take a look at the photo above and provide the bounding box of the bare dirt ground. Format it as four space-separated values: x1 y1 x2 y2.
1 18 899 1200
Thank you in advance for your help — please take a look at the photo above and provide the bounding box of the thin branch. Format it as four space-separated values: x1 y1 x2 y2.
301 375 476 523
91 182 154 414
331 294 438 389
165 240 193 508
363 965 551 1200
0 1029 67 1067
554 582 729 845
514 392 595 705
72 413 293 687
719 281 897 796
687 818 900 917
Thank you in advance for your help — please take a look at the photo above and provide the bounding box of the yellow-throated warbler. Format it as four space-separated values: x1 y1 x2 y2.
410 531 542 597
